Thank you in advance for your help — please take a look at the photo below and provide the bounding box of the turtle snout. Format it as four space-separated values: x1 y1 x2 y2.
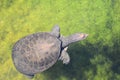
79 33 88 40
73 33 88 41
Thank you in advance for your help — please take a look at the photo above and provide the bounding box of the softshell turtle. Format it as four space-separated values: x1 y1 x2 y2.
12 25 88 78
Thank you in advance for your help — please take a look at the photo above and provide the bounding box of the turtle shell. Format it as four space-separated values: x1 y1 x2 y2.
12 32 61 75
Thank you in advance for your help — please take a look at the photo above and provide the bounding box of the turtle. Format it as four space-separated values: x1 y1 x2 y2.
12 25 88 79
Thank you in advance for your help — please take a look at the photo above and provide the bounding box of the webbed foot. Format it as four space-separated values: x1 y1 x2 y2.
59 47 70 64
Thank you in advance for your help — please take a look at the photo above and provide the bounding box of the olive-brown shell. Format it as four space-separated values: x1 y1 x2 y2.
12 32 61 75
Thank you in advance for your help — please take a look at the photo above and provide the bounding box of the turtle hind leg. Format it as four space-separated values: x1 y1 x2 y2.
24 74 34 79
59 47 70 64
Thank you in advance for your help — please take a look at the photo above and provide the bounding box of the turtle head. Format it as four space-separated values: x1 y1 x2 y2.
61 33 88 48
69 33 88 42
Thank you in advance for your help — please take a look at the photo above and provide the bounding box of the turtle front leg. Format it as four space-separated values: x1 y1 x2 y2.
59 47 70 64
50 25 60 37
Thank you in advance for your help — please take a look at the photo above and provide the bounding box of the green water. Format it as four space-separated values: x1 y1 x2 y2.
0 0 120 80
